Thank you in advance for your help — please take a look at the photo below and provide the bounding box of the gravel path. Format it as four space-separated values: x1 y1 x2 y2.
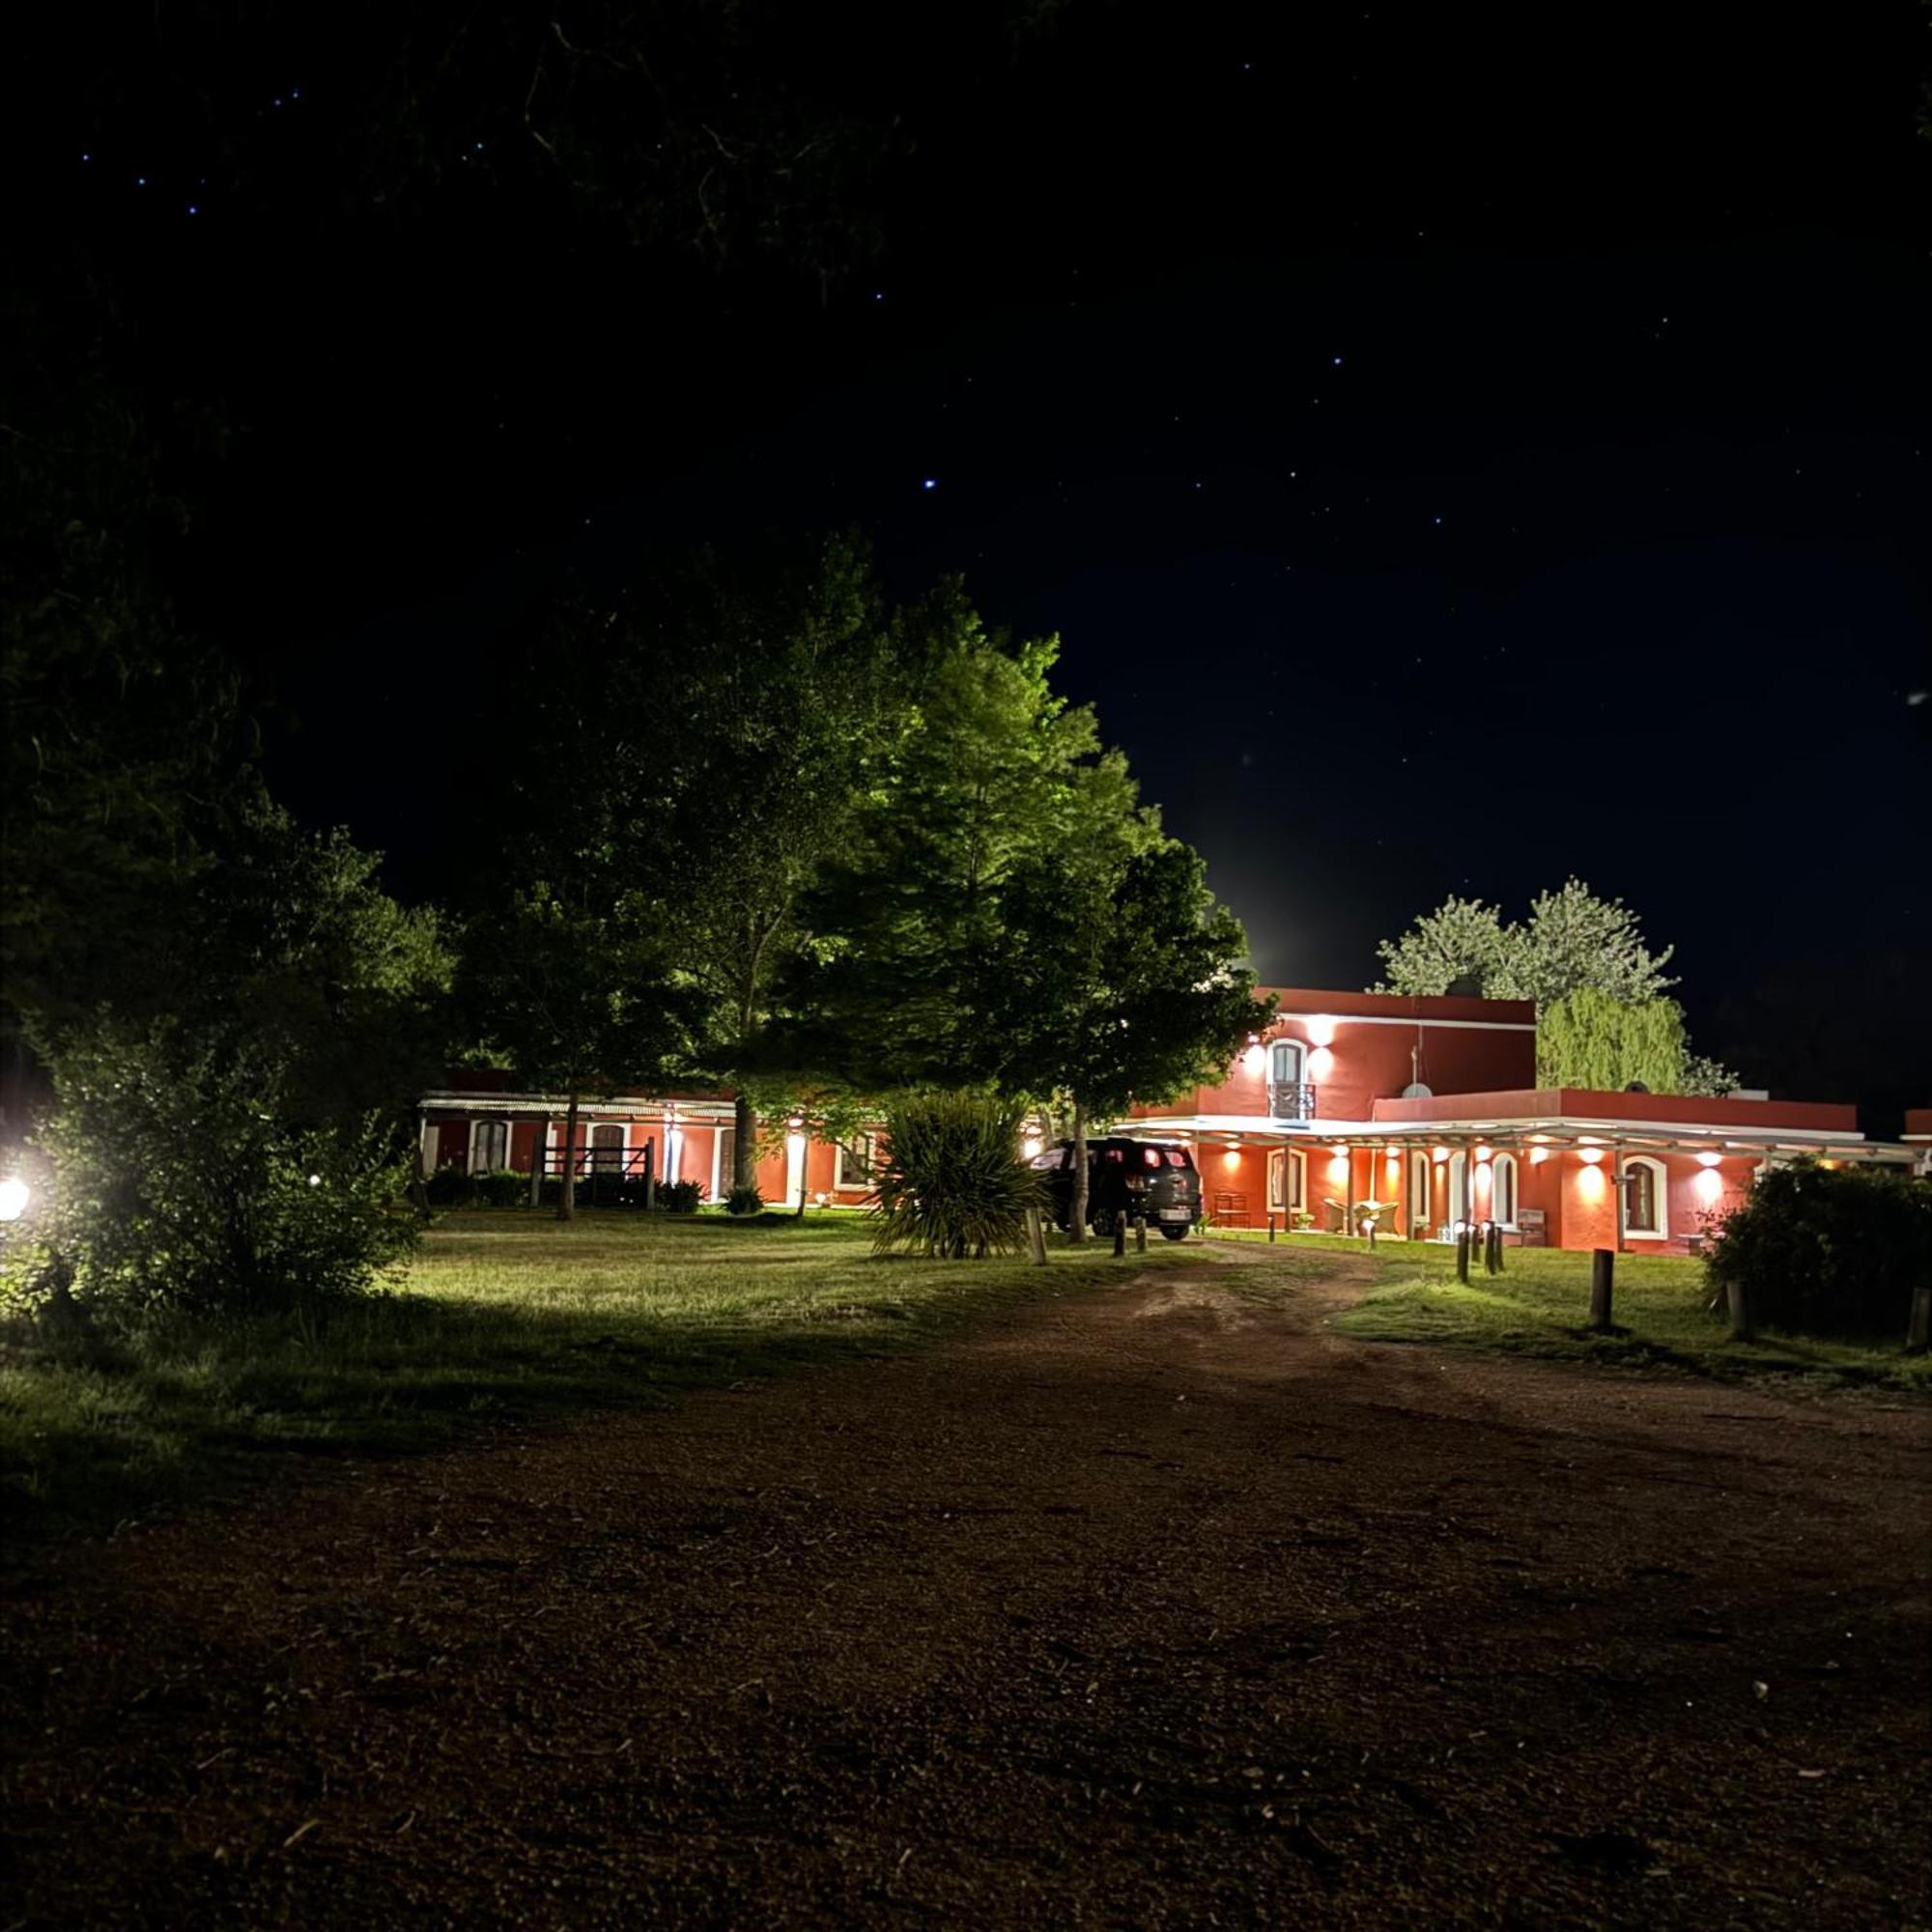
5 1254 1929 1927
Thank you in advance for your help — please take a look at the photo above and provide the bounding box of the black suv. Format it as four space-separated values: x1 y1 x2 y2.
1033 1137 1201 1240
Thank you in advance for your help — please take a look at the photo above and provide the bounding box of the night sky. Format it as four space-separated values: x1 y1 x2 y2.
15 3 1931 1110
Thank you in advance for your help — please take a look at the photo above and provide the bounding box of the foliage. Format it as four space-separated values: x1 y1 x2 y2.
1375 879 1734 1094
1704 1162 1932 1342
1375 878 1676 1007
1369 895 1512 999
725 1183 765 1217
4 1019 416 1317
426 1167 527 1208
657 1179 703 1215
869 1092 1042 1260
1537 988 1690 1090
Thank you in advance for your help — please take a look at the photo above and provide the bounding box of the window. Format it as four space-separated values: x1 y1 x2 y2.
716 1127 737 1194
1410 1151 1433 1235
1623 1156 1667 1238
591 1123 625 1172
470 1119 507 1173
1266 1149 1306 1213
1447 1152 1470 1231
835 1134 877 1190
1491 1152 1518 1228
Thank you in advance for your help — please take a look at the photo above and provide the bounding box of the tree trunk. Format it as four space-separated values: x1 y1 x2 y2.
527 1115 545 1208
1067 1095 1090 1244
557 1093 580 1222
734 1092 757 1193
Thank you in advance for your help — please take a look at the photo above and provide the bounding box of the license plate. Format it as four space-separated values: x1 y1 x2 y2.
1159 1208 1192 1221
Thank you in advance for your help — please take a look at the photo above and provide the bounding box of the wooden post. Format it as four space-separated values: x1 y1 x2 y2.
1491 1222 1505 1274
1267 1213 1276 1243
1907 1284 1931 1355
527 1118 545 1208
1455 1228 1471 1283
1026 1205 1048 1266
1612 1146 1626 1254
1727 1274 1754 1343
1590 1247 1614 1331
1135 1212 1148 1253
1113 1215 1127 1258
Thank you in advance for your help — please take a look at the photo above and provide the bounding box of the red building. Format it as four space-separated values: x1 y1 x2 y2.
418 1071 873 1209
420 991 1924 1250
1120 989 1921 1253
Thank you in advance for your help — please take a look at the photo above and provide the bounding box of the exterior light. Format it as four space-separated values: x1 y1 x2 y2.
1222 1147 1241 1170
1432 1146 1450 1164
1577 1148 1604 1166
1022 1135 1042 1160
307 1174 323 1188
1696 1151 1722 1168
1306 1016 1337 1048
1529 1148 1549 1165
1474 1145 1492 1164
1307 1045 1335 1080
0 1176 28 1222
1242 1034 1264 1074
1694 1168 1723 1203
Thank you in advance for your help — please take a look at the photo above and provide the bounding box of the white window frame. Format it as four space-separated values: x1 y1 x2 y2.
469 1118 508 1174
1266 1148 1306 1214
1622 1155 1669 1239
835 1133 876 1192
1447 1151 1471 1233
1410 1151 1434 1236
1491 1151 1519 1230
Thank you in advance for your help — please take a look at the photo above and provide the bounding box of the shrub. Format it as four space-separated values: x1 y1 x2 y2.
657 1179 703 1215
725 1183 764 1217
1705 1161 1932 1341
9 1018 417 1316
473 1168 529 1208
425 1165 477 1208
869 1092 1041 1260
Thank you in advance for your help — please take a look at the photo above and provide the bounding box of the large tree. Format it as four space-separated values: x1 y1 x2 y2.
1373 879 1734 1096
995 837 1267 1239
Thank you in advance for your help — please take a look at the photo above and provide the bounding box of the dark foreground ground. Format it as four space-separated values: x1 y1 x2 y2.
4 1253 1929 1928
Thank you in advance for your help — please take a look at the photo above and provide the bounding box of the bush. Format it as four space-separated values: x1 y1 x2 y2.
725 1183 764 1217
6 1019 417 1316
1705 1161 1932 1341
425 1164 477 1208
869 1092 1041 1260
657 1179 703 1215
473 1168 529 1208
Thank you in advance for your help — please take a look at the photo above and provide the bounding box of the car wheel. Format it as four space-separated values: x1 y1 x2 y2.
1159 1224 1189 1241
1091 1208 1115 1236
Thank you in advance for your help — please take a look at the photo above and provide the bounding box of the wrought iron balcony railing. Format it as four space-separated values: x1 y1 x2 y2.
1266 1080 1318 1122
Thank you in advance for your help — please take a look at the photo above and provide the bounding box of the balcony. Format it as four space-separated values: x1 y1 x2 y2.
1266 1080 1318 1122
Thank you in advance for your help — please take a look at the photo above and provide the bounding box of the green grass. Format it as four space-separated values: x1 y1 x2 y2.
1197 1229 1931 1393
0 1210 1195 1539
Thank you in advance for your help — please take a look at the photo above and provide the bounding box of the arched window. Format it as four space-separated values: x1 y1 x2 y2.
1267 1149 1306 1213
1447 1151 1471 1232
1622 1155 1667 1238
1267 1039 1309 1119
1410 1151 1434 1237
1491 1151 1519 1228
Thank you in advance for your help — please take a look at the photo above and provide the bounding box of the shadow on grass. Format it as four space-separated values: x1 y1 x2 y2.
0 1210 1194 1543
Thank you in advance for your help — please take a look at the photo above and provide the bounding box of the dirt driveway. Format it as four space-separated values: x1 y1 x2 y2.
5 1255 1929 1928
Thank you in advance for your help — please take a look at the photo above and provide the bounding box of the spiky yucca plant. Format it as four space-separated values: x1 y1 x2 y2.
869 1092 1042 1260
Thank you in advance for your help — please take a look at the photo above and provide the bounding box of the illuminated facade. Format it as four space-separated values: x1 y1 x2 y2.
419 991 1924 1245
1118 988 1923 1252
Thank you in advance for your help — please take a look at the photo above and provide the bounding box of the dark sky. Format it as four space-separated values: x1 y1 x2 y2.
16 2 1931 1106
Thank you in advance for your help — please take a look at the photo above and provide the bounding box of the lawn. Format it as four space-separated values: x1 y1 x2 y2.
1203 1226 1932 1391
0 1209 1194 1539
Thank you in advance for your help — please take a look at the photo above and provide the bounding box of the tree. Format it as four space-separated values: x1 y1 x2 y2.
1373 879 1731 1096
795 598 1121 1094
1374 879 1675 1006
996 838 1267 1239
1536 987 1690 1091
460 884 698 1220
1368 895 1511 999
